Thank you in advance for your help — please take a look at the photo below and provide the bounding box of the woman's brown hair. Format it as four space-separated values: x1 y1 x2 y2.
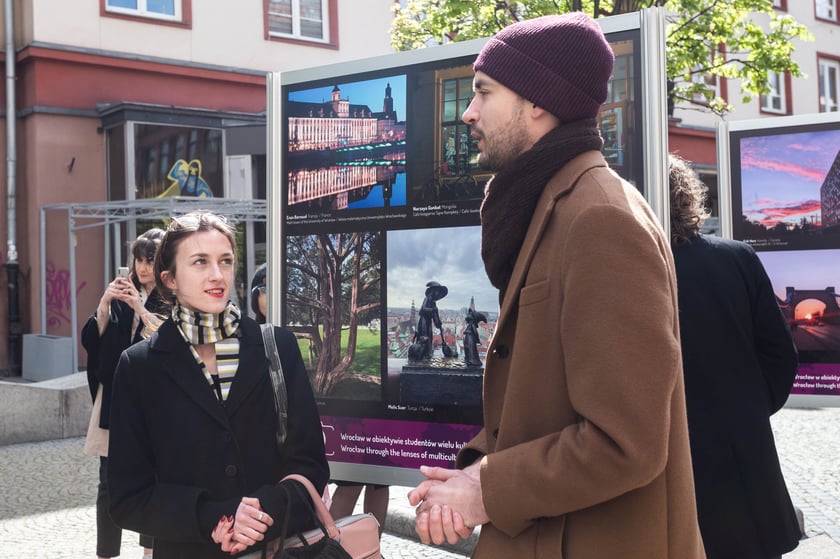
669 154 710 246
154 211 237 305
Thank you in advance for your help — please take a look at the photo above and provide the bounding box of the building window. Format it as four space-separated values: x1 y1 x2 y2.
816 0 838 22
440 77 477 176
819 56 840 112
105 0 182 22
760 71 789 114
268 0 329 43
772 0 787 10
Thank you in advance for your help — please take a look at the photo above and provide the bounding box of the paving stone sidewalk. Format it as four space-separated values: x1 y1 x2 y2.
1 406 839 558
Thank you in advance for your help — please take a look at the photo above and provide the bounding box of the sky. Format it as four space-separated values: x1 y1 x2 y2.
758 249 839 317
288 75 407 123
386 226 497 314
739 129 840 228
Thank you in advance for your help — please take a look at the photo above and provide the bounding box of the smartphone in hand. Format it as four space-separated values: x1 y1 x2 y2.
117 266 130 279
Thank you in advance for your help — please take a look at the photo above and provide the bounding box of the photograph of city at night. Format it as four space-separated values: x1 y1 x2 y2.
285 75 407 212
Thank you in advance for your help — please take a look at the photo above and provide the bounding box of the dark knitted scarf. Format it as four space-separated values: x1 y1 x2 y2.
480 119 603 296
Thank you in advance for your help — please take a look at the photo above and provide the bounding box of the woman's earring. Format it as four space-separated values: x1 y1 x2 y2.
171 290 177 297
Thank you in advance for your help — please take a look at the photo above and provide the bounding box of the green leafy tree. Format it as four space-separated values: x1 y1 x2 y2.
285 232 381 395
390 0 812 115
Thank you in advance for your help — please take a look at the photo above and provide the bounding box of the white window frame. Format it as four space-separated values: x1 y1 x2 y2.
816 0 837 21
268 0 330 44
819 57 840 112
771 0 786 9
105 0 182 22
761 71 787 114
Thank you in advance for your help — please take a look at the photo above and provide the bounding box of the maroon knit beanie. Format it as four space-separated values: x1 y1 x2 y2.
474 12 615 123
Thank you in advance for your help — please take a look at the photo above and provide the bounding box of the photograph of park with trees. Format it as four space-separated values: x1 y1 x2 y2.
284 231 383 401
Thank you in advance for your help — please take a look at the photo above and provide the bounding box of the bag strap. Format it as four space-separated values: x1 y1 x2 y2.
280 474 340 540
260 323 288 448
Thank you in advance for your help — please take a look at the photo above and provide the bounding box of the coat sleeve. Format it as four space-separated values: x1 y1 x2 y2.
82 301 133 425
244 327 330 541
456 428 488 469
480 203 684 537
81 313 102 402
745 246 798 414
96 303 135 390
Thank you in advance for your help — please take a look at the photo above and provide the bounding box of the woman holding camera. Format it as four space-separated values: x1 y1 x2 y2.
82 228 166 559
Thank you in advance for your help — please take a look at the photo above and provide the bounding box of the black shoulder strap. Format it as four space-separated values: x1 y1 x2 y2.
260 323 288 448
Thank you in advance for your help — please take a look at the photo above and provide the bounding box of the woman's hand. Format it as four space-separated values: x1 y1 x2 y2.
95 277 135 334
112 277 144 312
211 515 236 551
230 497 273 552
98 277 124 308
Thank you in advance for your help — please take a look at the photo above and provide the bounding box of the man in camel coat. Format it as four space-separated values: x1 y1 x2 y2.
408 13 706 559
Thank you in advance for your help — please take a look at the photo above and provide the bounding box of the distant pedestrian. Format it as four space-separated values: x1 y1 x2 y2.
330 482 390 537
669 154 801 559
82 227 166 559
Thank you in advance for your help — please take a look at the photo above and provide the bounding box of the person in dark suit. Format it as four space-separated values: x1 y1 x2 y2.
107 211 328 559
82 228 166 559
669 154 801 559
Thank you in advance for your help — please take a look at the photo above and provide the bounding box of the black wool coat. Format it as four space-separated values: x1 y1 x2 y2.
107 316 329 559
673 234 801 559
81 289 166 429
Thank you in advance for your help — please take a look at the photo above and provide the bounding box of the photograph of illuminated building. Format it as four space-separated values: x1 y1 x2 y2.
286 76 407 211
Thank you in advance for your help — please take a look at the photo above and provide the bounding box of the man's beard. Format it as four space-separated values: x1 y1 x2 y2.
476 103 529 172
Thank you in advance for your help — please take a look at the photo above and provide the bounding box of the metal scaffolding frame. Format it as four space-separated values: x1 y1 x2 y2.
39 197 267 370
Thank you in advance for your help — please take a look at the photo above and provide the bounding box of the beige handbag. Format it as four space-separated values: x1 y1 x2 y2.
275 474 381 559
83 384 109 457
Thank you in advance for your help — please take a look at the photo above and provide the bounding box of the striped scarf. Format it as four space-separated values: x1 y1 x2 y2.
172 301 241 402
172 300 241 345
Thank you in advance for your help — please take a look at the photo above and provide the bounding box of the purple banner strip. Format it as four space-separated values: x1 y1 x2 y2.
791 363 840 396
321 416 482 469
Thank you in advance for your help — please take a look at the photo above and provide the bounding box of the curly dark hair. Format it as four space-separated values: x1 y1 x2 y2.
669 154 710 246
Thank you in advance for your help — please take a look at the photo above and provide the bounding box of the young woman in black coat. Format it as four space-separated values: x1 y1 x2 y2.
669 155 801 559
82 228 166 559
106 211 329 558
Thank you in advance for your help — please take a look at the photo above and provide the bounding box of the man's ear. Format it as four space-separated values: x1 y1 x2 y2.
529 104 561 133
530 104 549 118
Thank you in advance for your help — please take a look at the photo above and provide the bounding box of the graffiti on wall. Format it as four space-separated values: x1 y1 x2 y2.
157 159 213 198
45 261 86 329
